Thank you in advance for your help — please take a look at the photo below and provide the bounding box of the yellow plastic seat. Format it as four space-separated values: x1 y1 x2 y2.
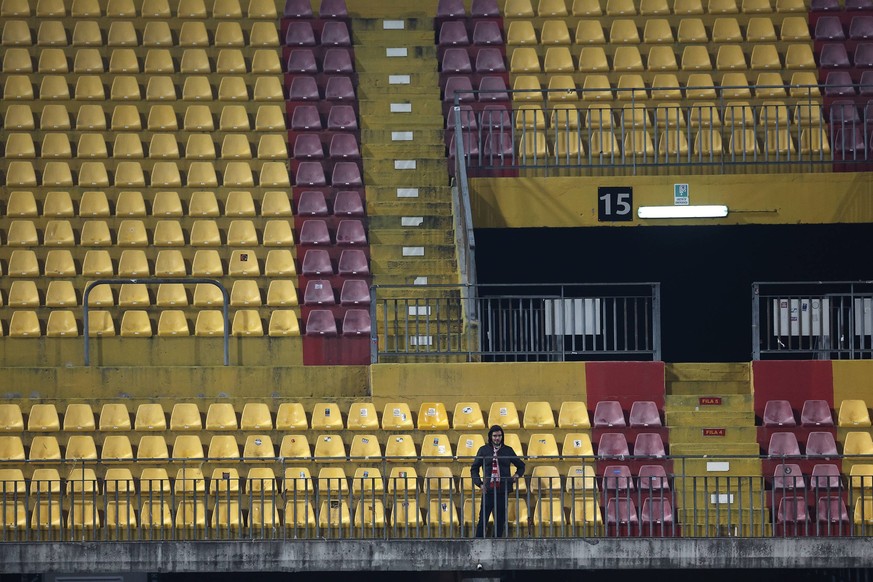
312 403 344 430
541 20 571 45
709 0 739 11
230 280 262 307
63 404 95 431
8 250 39 277
8 281 38 308
421 434 453 462
65 435 98 461
0 405 23 432
207 435 239 460
418 402 450 430
507 21 537 45
746 17 777 42
110 49 140 73
169 403 202 431
676 18 707 43
609 20 639 43
28 404 60 431
505 0 535 16
37 21 67 46
276 403 308 431
781 16 810 41
845 432 873 456
313 434 346 461
268 311 300 337
2 22 32 47
156 311 190 336
510 47 541 73
232 310 264 337
743 0 772 11
577 47 608 73
456 433 486 459
239 403 272 431
785 44 814 69
0 0 29 15
346 403 379 430
382 403 414 430
453 402 486 429
385 435 417 462
558 401 590 428
840 400 872 427
79 192 109 217
29 435 61 461
751 45 780 70
527 433 560 459
192 250 224 278
0 437 25 461
6 191 37 217
524 402 556 428
206 403 238 430
99 404 131 431
135 403 166 431
574 20 605 44
214 22 244 47
562 433 595 458
488 402 521 429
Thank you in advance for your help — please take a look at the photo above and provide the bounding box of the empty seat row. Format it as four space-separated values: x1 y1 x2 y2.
0 400 593 433
288 104 358 131
286 47 355 73
283 0 348 18
2 248 299 277
2 160 291 188
825 69 873 94
0 309 301 338
761 399 835 427
766 431 839 456
3 74 282 102
2 20 276 48
291 133 360 160
3 104 286 132
5 191 295 218
5 132 288 161
769 463 843 490
297 219 366 246
0 0 281 18
1 279 301 308
820 43 873 68
1 48 285 75
596 433 667 457
284 21 353 47
497 0 800 17
0 218 296 247
814 14 873 40
287 75 355 100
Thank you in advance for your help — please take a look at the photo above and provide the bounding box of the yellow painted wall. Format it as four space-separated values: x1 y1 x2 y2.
370 362 587 409
832 361 873 403
471 173 873 228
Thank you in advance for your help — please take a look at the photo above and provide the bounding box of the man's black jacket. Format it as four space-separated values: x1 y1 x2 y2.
470 444 525 492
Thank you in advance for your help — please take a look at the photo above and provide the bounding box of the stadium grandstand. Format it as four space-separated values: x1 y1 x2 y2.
3 0 873 580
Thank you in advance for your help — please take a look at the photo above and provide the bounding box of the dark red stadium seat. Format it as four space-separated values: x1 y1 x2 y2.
291 105 322 130
446 105 478 130
304 279 336 305
331 162 363 187
850 16 873 40
324 76 356 101
284 0 313 18
772 463 805 490
810 464 842 490
811 0 840 10
333 190 364 216
763 400 797 427
442 48 473 74
286 21 317 46
287 48 318 74
629 401 662 428
597 433 630 457
768 432 802 457
602 465 634 494
295 162 328 186
831 100 861 124
833 127 867 158
340 279 370 306
336 219 366 245
820 44 851 69
329 134 361 159
777 497 809 533
302 249 334 275
815 17 846 41
475 48 507 73
444 76 475 102
593 401 626 428
477 76 510 102
305 310 338 336
439 21 470 46
847 0 873 9
342 309 371 336
319 0 348 18
638 465 670 492
825 71 855 97
322 48 354 74
297 191 329 216
472 20 503 45
320 21 351 46
338 249 369 275
299 219 332 245
860 70 873 95
605 498 639 532
633 433 666 457
288 76 320 101
482 130 514 160
327 105 358 131
448 131 481 159
293 134 325 159
471 0 500 17
640 498 673 528
806 432 838 457
855 43 873 67
437 0 466 18
801 400 834 427
816 495 849 528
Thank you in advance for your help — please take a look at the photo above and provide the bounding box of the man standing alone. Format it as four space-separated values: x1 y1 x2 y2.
470 424 525 538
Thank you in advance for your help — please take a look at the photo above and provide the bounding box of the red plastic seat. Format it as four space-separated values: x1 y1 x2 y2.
482 130 514 160
776 497 809 531
285 21 317 46
443 76 475 102
640 498 673 526
442 48 473 74
855 43 873 67
325 76 355 101
820 44 851 69
322 48 354 74
340 280 370 306
480 106 511 128
437 0 466 18
763 400 797 427
472 21 502 45
303 280 336 305
290 105 322 130
633 433 666 457
605 498 639 528
329 134 361 159
336 219 366 245
768 432 802 457
772 463 805 490
327 105 358 131
305 310 337 336
319 0 348 18
295 162 327 186
320 21 351 46
299 219 331 245
338 249 368 275
288 77 320 101
593 401 626 428
806 432 838 457
477 76 509 102
342 309 371 336
439 21 469 46
801 400 834 427
629 401 661 428
810 464 842 491
301 249 333 276
287 49 318 74
824 71 855 97
602 465 634 493
333 191 364 216
850 16 873 39
471 0 500 17
638 465 670 492
597 433 630 457
815 16 846 40
293 134 325 159
297 191 329 216
331 162 362 187
816 495 849 526
283 0 313 18
448 131 481 159
475 48 507 73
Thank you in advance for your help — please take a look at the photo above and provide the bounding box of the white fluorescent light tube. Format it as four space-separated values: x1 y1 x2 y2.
637 205 729 219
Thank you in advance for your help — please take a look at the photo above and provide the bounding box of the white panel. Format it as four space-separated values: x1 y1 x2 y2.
396 188 419 198
401 217 424 227
710 494 734 504
390 103 413 113
389 75 410 84
544 298 601 335
394 160 417 169
386 48 408 57
854 298 873 336
706 462 730 472
383 20 405 29
413 277 428 285
409 335 433 346
392 131 414 141
408 306 432 316
402 246 425 256
772 298 830 337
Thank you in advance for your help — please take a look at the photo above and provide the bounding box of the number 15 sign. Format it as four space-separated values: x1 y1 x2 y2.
597 187 633 222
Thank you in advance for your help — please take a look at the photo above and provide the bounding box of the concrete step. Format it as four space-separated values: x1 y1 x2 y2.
666 363 752 383
372 271 460 285
365 171 450 188
668 452 763 470
669 426 759 444
359 98 446 118
369 228 455 245
363 144 446 159
363 128 445 144
667 381 752 395
354 45 439 61
365 158 449 177
360 115 445 129
366 185 452 202
666 411 755 427
357 74 441 96
666 394 754 411
368 215 454 230
370 243 456 261
367 200 452 215
372 257 458 280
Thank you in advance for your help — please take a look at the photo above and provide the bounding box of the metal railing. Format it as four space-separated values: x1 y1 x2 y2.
1 454 872 541
753 281 873 360
373 283 660 362
448 84 856 174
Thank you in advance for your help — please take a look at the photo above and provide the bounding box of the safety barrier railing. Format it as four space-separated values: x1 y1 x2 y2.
752 281 873 360
448 84 855 174
3 452 867 540
373 283 660 362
